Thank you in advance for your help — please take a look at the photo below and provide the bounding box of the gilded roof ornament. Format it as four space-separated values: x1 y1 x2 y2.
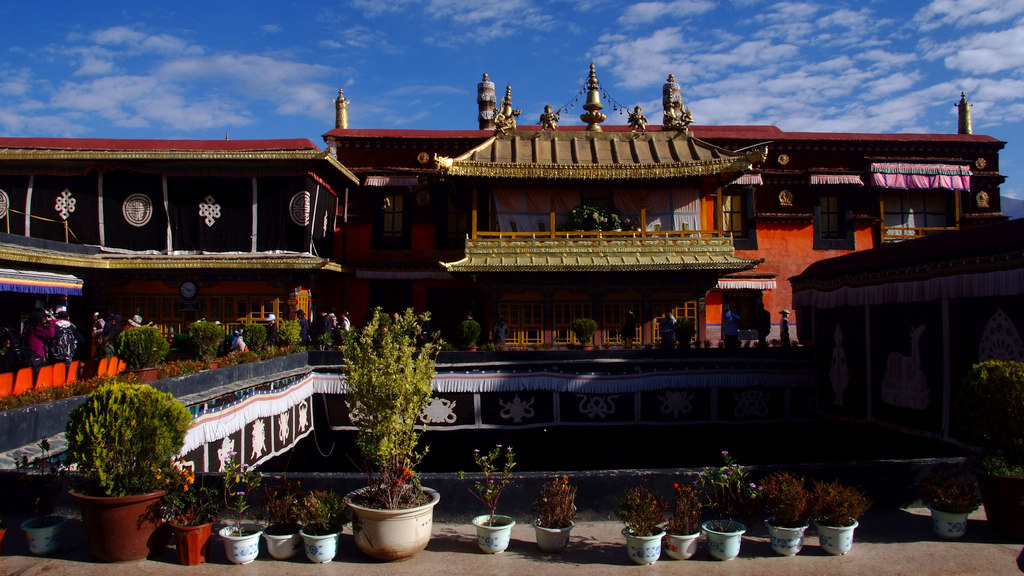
493 86 521 135
579 64 607 131
662 74 692 131
538 105 560 131
628 105 648 133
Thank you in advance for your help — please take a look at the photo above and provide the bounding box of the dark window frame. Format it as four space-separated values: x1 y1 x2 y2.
371 188 412 249
813 191 855 250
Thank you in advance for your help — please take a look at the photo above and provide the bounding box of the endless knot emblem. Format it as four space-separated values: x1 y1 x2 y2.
498 395 535 423
289 191 311 226
122 193 153 227
657 390 695 418
0 189 8 220
54 189 76 220
420 397 457 424
733 390 770 419
576 394 619 420
199 195 221 227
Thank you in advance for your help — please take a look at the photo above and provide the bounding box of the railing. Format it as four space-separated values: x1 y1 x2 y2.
882 225 958 242
475 228 720 240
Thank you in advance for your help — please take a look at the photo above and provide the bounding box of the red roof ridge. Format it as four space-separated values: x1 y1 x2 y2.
0 136 321 152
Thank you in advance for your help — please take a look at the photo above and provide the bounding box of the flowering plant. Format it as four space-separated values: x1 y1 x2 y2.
695 450 761 531
665 482 702 535
221 452 262 536
532 475 577 529
162 459 219 527
616 486 667 537
458 444 516 526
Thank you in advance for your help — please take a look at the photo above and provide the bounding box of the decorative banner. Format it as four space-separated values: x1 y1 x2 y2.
167 176 251 252
28 174 100 244
102 171 166 251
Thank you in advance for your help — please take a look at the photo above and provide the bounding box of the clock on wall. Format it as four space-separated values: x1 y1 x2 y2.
179 281 198 299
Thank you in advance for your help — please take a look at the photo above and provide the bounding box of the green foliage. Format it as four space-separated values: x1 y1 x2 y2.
665 482 702 535
458 445 516 525
65 379 192 497
695 450 761 522
616 486 667 537
156 359 204 379
457 319 481 348
187 321 224 362
115 326 170 369
300 490 347 535
344 307 441 509
571 317 598 345
954 360 1024 476
809 479 872 527
259 479 305 533
242 323 268 352
760 471 810 528
532 475 577 529
222 452 261 536
162 460 219 527
920 466 981 514
276 318 301 347
565 204 622 231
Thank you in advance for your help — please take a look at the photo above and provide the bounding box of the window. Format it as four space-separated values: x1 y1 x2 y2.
553 302 591 346
722 192 745 237
372 190 410 248
442 189 471 248
498 302 544 347
814 193 854 250
719 187 757 249
882 190 952 242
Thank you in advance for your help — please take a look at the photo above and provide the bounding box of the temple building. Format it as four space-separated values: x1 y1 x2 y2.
0 68 1008 348
324 69 1006 347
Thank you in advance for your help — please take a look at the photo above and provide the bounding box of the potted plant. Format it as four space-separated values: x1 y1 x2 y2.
276 318 302 348
570 318 598 349
115 325 170 381
342 307 442 561
459 444 516 553
809 478 872 555
16 438 69 556
663 482 702 560
457 318 481 350
242 322 268 352
760 471 811 556
65 379 192 562
531 475 577 553
953 360 1024 539
566 204 606 231
162 459 219 566
298 489 347 563
219 452 263 564
259 479 304 560
187 320 224 366
616 485 667 565
695 450 759 560
920 465 981 539
676 317 696 350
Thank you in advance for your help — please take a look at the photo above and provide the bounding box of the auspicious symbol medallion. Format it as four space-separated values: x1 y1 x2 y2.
199 195 221 227
55 189 76 220
122 193 153 227
289 191 311 226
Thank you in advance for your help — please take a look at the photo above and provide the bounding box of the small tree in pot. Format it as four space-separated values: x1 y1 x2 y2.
616 485 667 565
663 482 702 560
457 318 481 350
531 475 578 553
920 464 981 539
115 326 169 379
571 317 598 347
760 471 810 556
187 320 224 365
809 478 872 555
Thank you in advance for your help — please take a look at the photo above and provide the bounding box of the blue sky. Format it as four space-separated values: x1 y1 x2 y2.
1 0 1022 199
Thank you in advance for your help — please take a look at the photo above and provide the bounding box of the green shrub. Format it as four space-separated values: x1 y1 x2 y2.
65 379 192 497
954 360 1024 476
571 317 598 345
187 321 224 362
277 318 301 347
115 326 170 369
457 319 481 348
243 323 268 352
809 479 872 527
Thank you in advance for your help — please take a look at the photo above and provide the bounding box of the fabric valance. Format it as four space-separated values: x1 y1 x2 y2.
727 174 763 186
810 174 864 186
364 176 419 187
869 163 971 191
716 278 776 291
0 268 83 295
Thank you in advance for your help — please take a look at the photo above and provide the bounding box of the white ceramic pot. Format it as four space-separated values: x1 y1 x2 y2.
262 531 302 560
300 530 340 563
21 515 67 556
219 524 262 565
346 487 440 561
622 527 664 565
662 531 699 560
533 520 573 553
815 519 858 555
473 514 515 553
702 520 746 561
928 507 970 539
765 519 809 556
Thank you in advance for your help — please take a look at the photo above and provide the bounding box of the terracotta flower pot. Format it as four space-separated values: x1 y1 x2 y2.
172 523 212 566
71 490 167 562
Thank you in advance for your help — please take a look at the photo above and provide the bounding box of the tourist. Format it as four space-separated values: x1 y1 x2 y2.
21 308 54 362
624 308 638 349
296 309 310 346
660 311 676 350
492 315 510 346
724 304 741 349
780 309 791 348
265 313 278 346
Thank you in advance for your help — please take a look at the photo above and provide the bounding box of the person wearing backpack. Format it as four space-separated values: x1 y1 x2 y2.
49 310 83 365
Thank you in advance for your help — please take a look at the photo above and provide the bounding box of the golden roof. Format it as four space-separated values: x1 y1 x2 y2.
441 236 760 273
435 129 766 180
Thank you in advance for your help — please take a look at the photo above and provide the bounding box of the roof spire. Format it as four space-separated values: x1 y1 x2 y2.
335 89 349 129
579 64 607 131
477 73 496 130
957 92 972 135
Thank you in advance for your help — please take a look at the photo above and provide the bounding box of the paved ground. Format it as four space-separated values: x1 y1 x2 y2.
2 507 1021 575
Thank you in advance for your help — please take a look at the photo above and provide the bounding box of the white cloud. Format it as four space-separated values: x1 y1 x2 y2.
915 0 1024 30
617 1 716 26
942 26 1024 74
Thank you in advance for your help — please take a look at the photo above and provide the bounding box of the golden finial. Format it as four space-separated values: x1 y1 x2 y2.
493 86 521 135
579 64 607 131
957 92 972 135
335 88 349 129
225 133 229 140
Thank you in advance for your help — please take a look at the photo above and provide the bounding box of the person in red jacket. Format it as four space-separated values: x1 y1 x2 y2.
22 308 55 361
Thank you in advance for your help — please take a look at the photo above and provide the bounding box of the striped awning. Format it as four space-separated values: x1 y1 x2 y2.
0 268 83 295
716 278 776 291
728 173 763 186
869 163 971 191
364 175 419 187
810 174 864 186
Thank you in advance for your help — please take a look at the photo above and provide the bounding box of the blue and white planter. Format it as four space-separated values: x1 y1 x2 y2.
300 530 341 563
622 527 664 565
815 519 858 555
702 520 746 561
21 515 68 556
929 507 970 539
764 518 809 556
219 524 262 565
472 514 515 553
